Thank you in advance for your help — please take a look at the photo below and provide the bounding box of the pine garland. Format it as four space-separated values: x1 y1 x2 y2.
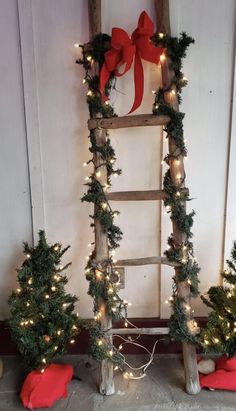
79 29 200 362
152 32 200 343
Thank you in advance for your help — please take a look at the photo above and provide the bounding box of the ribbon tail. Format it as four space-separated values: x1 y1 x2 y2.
128 52 144 114
100 63 111 101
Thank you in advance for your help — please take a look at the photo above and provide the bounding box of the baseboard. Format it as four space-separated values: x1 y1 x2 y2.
0 317 207 355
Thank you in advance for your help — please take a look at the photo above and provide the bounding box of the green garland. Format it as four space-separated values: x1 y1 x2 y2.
152 32 200 343
78 30 201 364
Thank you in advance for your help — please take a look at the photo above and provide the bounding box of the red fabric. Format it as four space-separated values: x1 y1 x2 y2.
200 355 236 391
216 355 236 371
100 11 163 114
20 363 73 409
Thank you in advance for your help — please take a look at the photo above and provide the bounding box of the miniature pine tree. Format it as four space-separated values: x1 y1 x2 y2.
201 241 236 357
9 230 80 371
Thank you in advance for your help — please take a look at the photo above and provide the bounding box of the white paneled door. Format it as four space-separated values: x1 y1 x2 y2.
0 0 235 320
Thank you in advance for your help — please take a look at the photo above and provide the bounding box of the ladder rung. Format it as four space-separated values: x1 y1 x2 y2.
110 327 169 335
115 257 179 267
106 190 166 201
88 114 170 130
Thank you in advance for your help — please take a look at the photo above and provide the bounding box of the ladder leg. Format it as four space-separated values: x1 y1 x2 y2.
182 342 200 395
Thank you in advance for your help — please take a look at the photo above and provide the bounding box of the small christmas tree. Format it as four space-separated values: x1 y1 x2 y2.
9 231 80 371
201 241 236 357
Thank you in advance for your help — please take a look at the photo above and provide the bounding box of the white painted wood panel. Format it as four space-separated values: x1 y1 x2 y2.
0 0 235 320
0 0 32 319
161 0 236 317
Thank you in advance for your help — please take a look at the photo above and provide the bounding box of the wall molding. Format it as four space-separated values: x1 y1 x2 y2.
0 317 207 356
17 0 45 243
223 38 236 266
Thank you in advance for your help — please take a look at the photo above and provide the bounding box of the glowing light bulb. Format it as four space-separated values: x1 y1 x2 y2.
187 279 192 285
86 55 92 62
45 294 50 299
108 350 113 357
183 76 187 81
87 90 93 97
70 339 75 344
176 173 181 180
82 79 86 84
204 339 209 345
54 346 58 351
101 202 108 210
74 43 79 48
159 32 164 39
28 278 32 285
160 53 166 62
42 358 46 364
119 344 123 350
171 89 176 95
26 254 31 259
96 170 101 178
51 286 56 291
98 340 103 346
125 321 128 327
185 304 191 311
26 302 30 307
114 366 119 371
41 368 45 374
176 191 181 197
16 288 21 293
57 330 62 335
213 337 219 343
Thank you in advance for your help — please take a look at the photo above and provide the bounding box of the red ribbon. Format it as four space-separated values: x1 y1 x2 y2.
100 11 163 114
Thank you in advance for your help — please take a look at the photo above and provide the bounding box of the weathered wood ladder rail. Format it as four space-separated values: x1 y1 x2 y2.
88 0 200 396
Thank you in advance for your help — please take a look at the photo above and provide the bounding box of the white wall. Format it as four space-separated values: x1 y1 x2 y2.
0 0 235 320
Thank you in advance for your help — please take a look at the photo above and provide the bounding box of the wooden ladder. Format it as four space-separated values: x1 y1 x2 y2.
88 0 200 396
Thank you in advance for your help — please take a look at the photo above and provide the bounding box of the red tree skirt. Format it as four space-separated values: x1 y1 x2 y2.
20 363 73 409
200 356 236 391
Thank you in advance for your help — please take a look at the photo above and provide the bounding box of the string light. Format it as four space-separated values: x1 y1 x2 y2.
70 339 75 344
54 245 59 251
51 286 56 291
28 278 32 285
82 79 86 84
42 358 46 364
54 346 58 351
87 90 93 97
16 288 21 293
101 202 108 210
98 339 103 346
57 330 62 335
45 294 50 299
160 53 166 62
26 254 31 259
213 337 220 343
96 170 101 178
158 32 164 39
74 43 79 48
86 55 92 62
171 89 176 95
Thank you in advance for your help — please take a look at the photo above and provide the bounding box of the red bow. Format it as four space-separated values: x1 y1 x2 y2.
100 11 163 114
